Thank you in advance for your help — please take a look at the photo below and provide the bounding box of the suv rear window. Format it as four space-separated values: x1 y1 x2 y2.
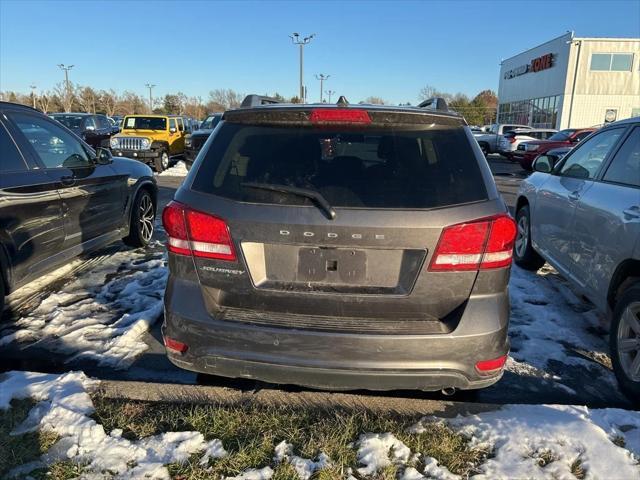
192 123 487 209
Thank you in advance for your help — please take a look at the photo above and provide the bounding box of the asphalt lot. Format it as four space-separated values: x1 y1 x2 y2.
1 156 632 408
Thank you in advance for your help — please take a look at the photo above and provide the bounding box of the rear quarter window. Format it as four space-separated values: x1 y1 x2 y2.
192 123 488 209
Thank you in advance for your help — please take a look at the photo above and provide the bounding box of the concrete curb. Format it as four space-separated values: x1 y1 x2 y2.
97 380 502 417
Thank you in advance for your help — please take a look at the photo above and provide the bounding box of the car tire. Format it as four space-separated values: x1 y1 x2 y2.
154 149 169 172
513 205 545 271
123 189 155 248
610 283 640 403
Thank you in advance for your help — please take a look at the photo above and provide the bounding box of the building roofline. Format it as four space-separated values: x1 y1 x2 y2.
574 36 640 42
500 31 574 64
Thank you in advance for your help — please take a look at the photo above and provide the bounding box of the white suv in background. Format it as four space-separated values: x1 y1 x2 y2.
499 129 557 159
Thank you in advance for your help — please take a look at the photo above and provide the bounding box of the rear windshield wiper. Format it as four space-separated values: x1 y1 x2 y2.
241 182 336 220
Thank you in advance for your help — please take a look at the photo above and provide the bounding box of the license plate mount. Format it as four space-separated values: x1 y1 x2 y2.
297 247 366 284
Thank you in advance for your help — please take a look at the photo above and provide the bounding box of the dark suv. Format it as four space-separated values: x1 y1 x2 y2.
184 113 222 170
50 113 115 150
162 96 515 392
0 102 157 312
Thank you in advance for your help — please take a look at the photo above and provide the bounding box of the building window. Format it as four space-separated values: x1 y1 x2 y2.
497 94 561 129
590 53 634 71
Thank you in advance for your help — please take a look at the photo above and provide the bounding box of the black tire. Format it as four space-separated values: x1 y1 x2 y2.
610 284 640 403
123 189 155 248
154 149 170 173
513 205 545 271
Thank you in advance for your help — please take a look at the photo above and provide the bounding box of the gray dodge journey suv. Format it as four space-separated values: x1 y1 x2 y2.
161 96 516 392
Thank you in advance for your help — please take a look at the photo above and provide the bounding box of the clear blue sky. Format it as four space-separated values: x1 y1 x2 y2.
1 0 639 104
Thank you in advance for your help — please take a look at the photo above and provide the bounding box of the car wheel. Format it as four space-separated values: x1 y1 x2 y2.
513 205 545 271
123 189 155 248
611 283 640 402
154 149 169 172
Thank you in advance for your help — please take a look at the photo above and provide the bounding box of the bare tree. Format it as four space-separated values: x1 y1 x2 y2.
419 85 438 101
208 89 244 110
78 86 98 113
362 96 386 105
99 89 119 117
53 81 77 112
38 90 52 113
119 91 147 115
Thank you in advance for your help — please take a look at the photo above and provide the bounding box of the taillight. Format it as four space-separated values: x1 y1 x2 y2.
508 136 516 144
429 214 516 271
164 336 188 354
475 354 508 375
310 109 371 125
161 201 236 261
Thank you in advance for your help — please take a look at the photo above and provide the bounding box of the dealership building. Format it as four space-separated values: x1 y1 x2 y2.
497 32 640 129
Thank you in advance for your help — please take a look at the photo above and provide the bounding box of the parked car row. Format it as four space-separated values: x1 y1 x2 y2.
473 123 531 156
513 128 597 170
46 111 213 172
498 128 557 160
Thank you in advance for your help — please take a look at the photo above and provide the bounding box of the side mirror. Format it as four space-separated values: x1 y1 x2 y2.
533 155 552 173
169 127 177 134
95 147 113 165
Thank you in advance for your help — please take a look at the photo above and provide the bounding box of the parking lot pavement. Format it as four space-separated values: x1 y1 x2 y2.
0 159 632 408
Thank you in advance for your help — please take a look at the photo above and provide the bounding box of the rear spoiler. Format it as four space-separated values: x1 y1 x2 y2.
240 95 282 108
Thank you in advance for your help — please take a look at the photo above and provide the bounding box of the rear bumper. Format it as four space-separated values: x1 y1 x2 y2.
162 276 510 391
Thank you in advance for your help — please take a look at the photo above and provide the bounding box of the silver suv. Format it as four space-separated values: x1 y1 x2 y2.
161 96 516 393
514 117 640 398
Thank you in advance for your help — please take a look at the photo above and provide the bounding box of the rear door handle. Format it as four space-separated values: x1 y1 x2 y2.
568 191 580 201
60 175 76 187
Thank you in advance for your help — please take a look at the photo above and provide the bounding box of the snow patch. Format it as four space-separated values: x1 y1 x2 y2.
158 160 188 176
225 466 274 480
273 440 331 479
2 371 227 479
507 264 616 389
0 245 167 369
445 404 640 479
356 432 412 476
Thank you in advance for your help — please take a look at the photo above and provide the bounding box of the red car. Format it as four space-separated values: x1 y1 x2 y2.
514 128 597 170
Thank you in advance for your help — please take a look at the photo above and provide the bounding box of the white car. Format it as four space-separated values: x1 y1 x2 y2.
499 128 557 158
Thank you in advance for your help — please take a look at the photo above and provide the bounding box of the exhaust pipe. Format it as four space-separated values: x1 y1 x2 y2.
441 387 456 396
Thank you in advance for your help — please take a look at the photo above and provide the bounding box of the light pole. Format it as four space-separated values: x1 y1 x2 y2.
145 83 156 113
30 85 37 108
290 33 314 102
325 90 335 103
57 64 74 112
315 74 330 103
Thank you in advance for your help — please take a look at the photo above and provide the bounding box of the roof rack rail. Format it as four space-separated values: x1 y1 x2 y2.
240 95 282 108
418 97 449 112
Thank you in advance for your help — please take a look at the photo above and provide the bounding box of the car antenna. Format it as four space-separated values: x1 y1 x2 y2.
336 96 349 107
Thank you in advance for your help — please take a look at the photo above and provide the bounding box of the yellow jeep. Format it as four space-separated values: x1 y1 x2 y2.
109 115 187 171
